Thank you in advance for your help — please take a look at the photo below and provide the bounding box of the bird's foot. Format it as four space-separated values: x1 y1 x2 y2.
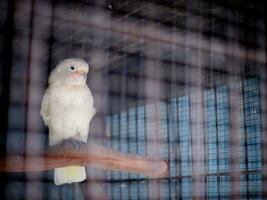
69 138 83 151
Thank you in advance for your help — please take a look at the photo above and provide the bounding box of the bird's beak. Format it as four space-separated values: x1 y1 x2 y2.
74 69 87 75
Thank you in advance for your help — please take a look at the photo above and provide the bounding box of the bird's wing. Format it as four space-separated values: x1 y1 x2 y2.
87 87 97 119
40 88 51 126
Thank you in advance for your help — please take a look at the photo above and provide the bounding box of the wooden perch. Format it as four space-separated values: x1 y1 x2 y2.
0 140 168 178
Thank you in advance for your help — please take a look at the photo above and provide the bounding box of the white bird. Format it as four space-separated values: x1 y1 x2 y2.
40 58 96 185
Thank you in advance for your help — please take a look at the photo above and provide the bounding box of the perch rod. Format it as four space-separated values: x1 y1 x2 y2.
0 139 168 178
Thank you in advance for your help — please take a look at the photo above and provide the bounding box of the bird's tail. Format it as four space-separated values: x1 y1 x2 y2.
54 166 86 185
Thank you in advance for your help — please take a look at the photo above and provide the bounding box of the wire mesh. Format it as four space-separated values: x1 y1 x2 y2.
0 0 266 199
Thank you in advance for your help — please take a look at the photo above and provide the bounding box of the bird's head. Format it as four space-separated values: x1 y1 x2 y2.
49 58 89 87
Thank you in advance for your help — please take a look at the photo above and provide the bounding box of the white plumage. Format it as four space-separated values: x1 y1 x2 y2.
40 58 96 185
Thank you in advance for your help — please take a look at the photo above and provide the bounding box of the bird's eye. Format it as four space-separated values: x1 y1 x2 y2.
69 65 75 71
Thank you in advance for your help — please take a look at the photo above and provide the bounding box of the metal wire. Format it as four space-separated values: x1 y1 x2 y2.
0 0 266 199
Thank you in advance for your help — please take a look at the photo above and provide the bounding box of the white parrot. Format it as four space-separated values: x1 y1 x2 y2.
40 58 96 185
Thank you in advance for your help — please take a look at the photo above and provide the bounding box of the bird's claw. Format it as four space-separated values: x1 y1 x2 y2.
69 138 82 151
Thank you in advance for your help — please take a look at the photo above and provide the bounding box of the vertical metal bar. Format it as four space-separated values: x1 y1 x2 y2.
0 0 15 197
24 0 38 199
124 49 131 200
183 2 191 199
136 53 144 200
214 86 220 199
176 96 181 199
240 77 250 199
227 57 241 200
143 94 148 199
170 3 180 198
123 58 130 200
138 4 148 199
188 86 194 199
189 66 205 200
144 28 161 200
45 0 55 197
165 98 171 199
136 93 140 200
204 1 211 196
103 8 112 200
188 0 206 198
110 114 114 200
118 98 122 200
0 0 14 138
259 28 267 198
118 30 128 198
216 86 223 199
24 0 35 146
203 88 207 200
168 28 177 199
47 0 55 73
261 10 267 198
228 67 240 199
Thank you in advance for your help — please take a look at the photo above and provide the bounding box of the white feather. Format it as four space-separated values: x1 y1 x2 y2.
40 58 96 185
48 84 95 145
